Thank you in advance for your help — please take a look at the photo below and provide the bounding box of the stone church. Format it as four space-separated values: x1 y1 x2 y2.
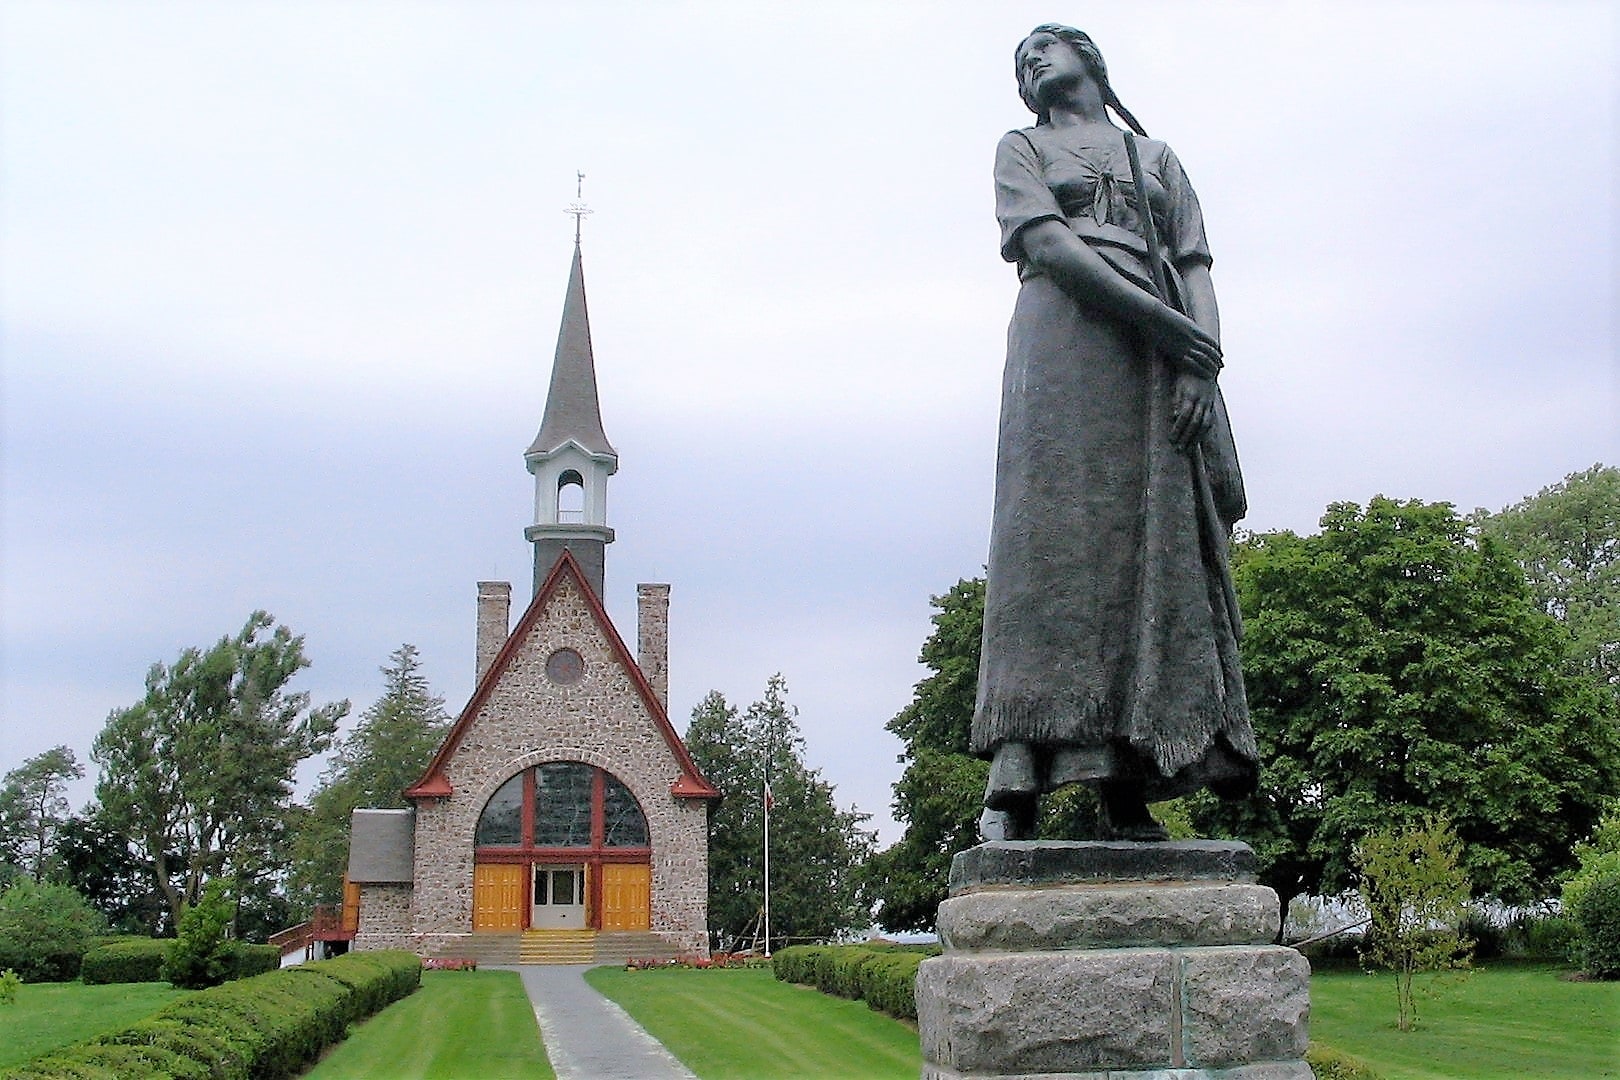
345 239 717 961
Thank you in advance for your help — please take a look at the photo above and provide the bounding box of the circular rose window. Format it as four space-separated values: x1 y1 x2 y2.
544 647 585 685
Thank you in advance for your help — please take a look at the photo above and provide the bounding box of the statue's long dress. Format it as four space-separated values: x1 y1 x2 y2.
972 125 1259 801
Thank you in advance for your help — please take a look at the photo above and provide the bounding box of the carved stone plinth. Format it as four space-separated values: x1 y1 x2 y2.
917 841 1313 1080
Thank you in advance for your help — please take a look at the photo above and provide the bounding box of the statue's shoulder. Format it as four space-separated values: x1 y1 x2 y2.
997 127 1044 162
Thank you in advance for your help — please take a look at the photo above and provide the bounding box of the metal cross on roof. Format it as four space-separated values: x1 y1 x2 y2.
566 170 592 244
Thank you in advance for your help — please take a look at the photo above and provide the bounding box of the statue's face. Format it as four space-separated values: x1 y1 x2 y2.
1016 30 1089 103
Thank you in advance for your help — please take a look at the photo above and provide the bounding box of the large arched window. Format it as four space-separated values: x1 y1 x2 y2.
475 762 648 851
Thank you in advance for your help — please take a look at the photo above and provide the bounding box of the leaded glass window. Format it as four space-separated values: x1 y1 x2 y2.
474 772 523 846
533 761 593 847
603 774 649 847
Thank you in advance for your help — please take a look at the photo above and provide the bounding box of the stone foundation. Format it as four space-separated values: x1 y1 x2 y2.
917 841 1312 1080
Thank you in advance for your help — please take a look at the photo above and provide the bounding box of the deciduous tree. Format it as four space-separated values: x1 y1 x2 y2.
91 612 347 927
1478 463 1619 694
863 579 987 932
685 676 875 948
1356 816 1473 1030
864 578 1181 932
1194 498 1620 911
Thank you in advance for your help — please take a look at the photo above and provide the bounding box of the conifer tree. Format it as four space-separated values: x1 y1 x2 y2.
685 675 875 948
287 644 449 911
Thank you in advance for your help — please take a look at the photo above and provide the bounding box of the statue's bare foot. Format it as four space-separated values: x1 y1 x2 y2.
1098 781 1169 842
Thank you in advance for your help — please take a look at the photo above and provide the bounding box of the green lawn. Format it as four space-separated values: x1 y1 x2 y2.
304 970 553 1080
586 966 919 1079
0 980 193 1069
1310 962 1620 1079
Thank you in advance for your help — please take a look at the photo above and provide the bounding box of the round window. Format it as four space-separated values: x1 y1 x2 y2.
544 647 585 685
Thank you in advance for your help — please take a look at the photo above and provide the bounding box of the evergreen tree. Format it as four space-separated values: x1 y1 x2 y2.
0 746 82 881
685 675 875 948
287 644 449 912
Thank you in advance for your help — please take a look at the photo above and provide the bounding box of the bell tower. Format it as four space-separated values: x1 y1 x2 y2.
524 190 617 599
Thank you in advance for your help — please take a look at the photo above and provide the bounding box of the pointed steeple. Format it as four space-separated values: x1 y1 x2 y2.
524 238 618 600
525 243 617 460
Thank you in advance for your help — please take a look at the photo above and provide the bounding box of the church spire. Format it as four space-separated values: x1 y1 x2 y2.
524 179 617 600
524 242 616 460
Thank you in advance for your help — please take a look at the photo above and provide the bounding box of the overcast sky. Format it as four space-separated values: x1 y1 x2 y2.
2 1 1616 845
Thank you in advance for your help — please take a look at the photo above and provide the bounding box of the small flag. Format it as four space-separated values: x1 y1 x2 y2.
764 782 775 813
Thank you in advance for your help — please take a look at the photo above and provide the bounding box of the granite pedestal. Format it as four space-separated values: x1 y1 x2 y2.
916 841 1312 1080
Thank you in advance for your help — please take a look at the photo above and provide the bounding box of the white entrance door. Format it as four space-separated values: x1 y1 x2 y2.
531 865 586 929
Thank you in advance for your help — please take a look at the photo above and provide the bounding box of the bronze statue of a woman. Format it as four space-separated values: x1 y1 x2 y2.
974 25 1258 842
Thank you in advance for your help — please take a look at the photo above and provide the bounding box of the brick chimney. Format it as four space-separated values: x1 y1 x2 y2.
475 581 511 683
636 583 670 712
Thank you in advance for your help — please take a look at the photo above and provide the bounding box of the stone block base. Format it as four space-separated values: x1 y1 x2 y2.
918 842 1312 1080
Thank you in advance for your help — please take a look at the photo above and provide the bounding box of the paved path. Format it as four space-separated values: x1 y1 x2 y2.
505 965 698 1080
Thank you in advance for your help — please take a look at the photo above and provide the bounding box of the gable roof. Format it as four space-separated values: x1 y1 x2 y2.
405 548 717 801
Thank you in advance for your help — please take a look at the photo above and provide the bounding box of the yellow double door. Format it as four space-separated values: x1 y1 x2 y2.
472 862 650 931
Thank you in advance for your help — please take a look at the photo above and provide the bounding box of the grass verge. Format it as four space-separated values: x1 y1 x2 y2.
304 970 554 1080
0 980 192 1069
587 965 919 1079
1310 961 1620 1079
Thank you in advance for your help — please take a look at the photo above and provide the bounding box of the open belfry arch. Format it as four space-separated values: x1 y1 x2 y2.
345 220 717 962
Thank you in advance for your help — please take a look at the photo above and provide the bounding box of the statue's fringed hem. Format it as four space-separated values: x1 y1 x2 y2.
971 691 1257 802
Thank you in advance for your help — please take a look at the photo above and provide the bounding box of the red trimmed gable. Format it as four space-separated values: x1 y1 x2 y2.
405 549 718 801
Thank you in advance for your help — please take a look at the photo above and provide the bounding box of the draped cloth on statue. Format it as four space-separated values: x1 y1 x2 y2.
971 124 1258 801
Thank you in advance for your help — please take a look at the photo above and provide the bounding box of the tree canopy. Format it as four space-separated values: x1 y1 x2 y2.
287 643 449 911
1193 497 1620 908
862 578 988 932
684 675 875 948
0 745 82 881
91 611 347 926
1478 463 1619 695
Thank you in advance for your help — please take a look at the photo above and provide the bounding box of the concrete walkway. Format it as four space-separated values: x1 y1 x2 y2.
506 965 698 1080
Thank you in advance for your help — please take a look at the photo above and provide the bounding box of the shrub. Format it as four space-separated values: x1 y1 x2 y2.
1501 912 1579 961
1571 870 1620 979
5 949 422 1079
81 939 169 985
0 968 20 1006
0 879 105 982
1307 1043 1383 1079
163 879 235 989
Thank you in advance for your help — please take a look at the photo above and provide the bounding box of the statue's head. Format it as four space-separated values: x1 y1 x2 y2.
1014 24 1110 125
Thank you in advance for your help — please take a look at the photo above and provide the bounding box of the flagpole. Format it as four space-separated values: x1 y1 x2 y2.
763 776 771 957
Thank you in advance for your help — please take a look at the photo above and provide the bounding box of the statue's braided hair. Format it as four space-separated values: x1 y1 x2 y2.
1016 25 1147 137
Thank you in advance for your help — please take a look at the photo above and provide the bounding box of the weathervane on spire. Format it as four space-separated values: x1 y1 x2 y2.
566 170 592 245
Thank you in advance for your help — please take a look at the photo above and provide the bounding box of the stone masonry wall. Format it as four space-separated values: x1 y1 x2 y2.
411 572 709 953
354 883 414 952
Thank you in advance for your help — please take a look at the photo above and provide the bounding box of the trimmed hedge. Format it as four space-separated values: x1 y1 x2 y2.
220 943 280 982
772 944 928 1021
81 939 169 985
1 949 422 1080
80 940 279 986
